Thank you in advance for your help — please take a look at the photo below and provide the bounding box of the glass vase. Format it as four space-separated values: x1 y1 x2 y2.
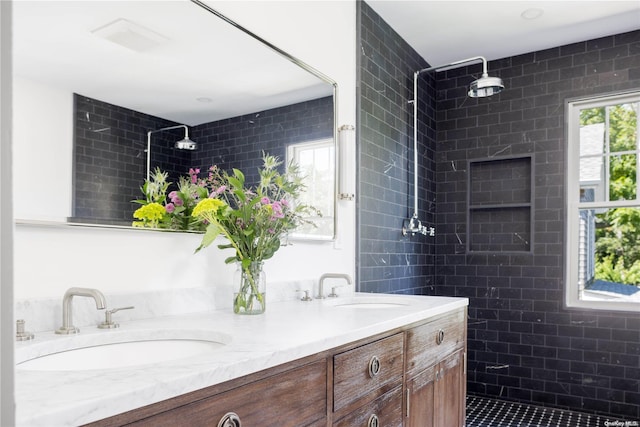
233 261 266 315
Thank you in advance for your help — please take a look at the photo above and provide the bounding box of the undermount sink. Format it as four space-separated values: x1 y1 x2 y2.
325 296 412 309
16 330 231 371
335 302 409 308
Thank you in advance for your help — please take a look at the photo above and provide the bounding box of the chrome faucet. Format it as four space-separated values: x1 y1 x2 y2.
317 273 352 299
56 287 107 334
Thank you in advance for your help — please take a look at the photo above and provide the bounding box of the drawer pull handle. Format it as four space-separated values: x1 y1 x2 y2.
436 329 445 345
217 412 241 427
368 414 379 427
368 355 381 378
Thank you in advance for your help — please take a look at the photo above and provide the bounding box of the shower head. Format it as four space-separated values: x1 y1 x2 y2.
174 136 197 150
469 74 504 98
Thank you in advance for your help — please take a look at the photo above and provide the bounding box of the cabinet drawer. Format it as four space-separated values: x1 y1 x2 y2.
333 333 404 412
128 360 326 427
333 386 403 427
406 309 465 375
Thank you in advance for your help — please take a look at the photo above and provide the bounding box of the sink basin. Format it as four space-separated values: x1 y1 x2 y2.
16 330 231 371
334 302 409 309
325 296 412 309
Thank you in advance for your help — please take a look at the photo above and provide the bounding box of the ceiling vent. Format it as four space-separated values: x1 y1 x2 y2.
91 18 168 52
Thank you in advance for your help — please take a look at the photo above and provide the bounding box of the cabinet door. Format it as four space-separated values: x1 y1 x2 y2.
406 351 465 427
405 364 435 427
127 360 327 427
434 350 465 427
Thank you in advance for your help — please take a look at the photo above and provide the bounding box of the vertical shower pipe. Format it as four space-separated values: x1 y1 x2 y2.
405 56 488 236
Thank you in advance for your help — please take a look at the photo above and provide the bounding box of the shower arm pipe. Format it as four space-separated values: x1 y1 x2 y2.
408 56 487 233
146 125 189 182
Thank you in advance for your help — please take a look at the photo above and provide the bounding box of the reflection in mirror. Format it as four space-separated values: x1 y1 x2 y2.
288 138 335 239
13 0 336 239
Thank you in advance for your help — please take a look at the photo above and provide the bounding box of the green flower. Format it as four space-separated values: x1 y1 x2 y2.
193 198 226 218
132 202 166 227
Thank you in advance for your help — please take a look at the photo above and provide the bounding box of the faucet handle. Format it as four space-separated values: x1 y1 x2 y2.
328 285 350 298
16 319 35 341
98 306 135 329
296 290 313 302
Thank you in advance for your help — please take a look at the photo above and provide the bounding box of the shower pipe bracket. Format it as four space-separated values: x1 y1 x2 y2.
402 215 435 237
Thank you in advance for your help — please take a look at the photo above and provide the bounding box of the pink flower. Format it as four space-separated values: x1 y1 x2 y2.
216 185 227 195
165 203 175 213
189 168 200 184
168 191 178 200
261 196 270 205
174 197 183 207
280 199 289 208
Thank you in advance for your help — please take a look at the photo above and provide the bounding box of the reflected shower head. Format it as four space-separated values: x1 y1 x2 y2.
469 74 504 98
146 124 197 181
174 136 197 150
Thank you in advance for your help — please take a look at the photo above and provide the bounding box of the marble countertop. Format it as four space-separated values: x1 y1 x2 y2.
15 293 468 426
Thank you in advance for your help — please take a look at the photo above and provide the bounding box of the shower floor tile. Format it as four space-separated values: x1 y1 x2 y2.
466 395 627 427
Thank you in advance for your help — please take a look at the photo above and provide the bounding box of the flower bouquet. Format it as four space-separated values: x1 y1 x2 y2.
192 154 315 314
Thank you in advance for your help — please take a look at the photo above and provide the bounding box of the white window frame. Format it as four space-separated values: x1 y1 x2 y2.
565 90 640 312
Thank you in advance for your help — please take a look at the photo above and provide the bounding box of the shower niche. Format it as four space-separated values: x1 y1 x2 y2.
466 155 534 253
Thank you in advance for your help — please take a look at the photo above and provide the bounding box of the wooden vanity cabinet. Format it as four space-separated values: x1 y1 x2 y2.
85 307 467 427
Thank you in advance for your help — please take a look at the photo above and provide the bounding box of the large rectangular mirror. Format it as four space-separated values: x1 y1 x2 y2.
12 0 336 240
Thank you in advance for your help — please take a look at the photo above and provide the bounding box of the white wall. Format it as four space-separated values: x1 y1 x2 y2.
13 1 357 302
13 77 73 222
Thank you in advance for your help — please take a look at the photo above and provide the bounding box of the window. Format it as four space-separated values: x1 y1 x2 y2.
287 139 335 240
566 91 640 311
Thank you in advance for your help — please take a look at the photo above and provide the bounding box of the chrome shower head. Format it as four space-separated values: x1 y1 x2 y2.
174 136 197 150
468 73 504 98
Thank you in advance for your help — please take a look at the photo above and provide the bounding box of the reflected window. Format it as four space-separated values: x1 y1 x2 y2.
287 139 335 240
566 91 640 311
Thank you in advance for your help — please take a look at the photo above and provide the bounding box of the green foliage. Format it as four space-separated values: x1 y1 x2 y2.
583 102 640 287
595 256 640 285
192 153 317 264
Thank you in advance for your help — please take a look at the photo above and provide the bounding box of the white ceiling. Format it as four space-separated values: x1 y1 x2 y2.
12 1 640 126
368 1 640 67
12 1 332 126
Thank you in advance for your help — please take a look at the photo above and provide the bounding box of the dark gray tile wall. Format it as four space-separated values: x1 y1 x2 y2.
73 95 332 223
73 94 186 225
357 1 437 295
192 96 333 187
357 1 639 419
435 31 640 418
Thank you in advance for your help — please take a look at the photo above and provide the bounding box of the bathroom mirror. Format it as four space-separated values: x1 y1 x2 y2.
12 0 336 239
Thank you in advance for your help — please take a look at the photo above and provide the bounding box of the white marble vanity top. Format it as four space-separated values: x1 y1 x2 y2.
15 293 468 426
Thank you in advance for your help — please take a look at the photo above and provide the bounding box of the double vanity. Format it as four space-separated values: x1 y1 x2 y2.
15 293 468 426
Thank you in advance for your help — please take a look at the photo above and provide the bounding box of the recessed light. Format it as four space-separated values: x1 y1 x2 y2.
521 8 544 20
196 97 213 103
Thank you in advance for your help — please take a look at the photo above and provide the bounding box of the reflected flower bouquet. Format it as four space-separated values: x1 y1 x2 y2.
132 167 219 231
